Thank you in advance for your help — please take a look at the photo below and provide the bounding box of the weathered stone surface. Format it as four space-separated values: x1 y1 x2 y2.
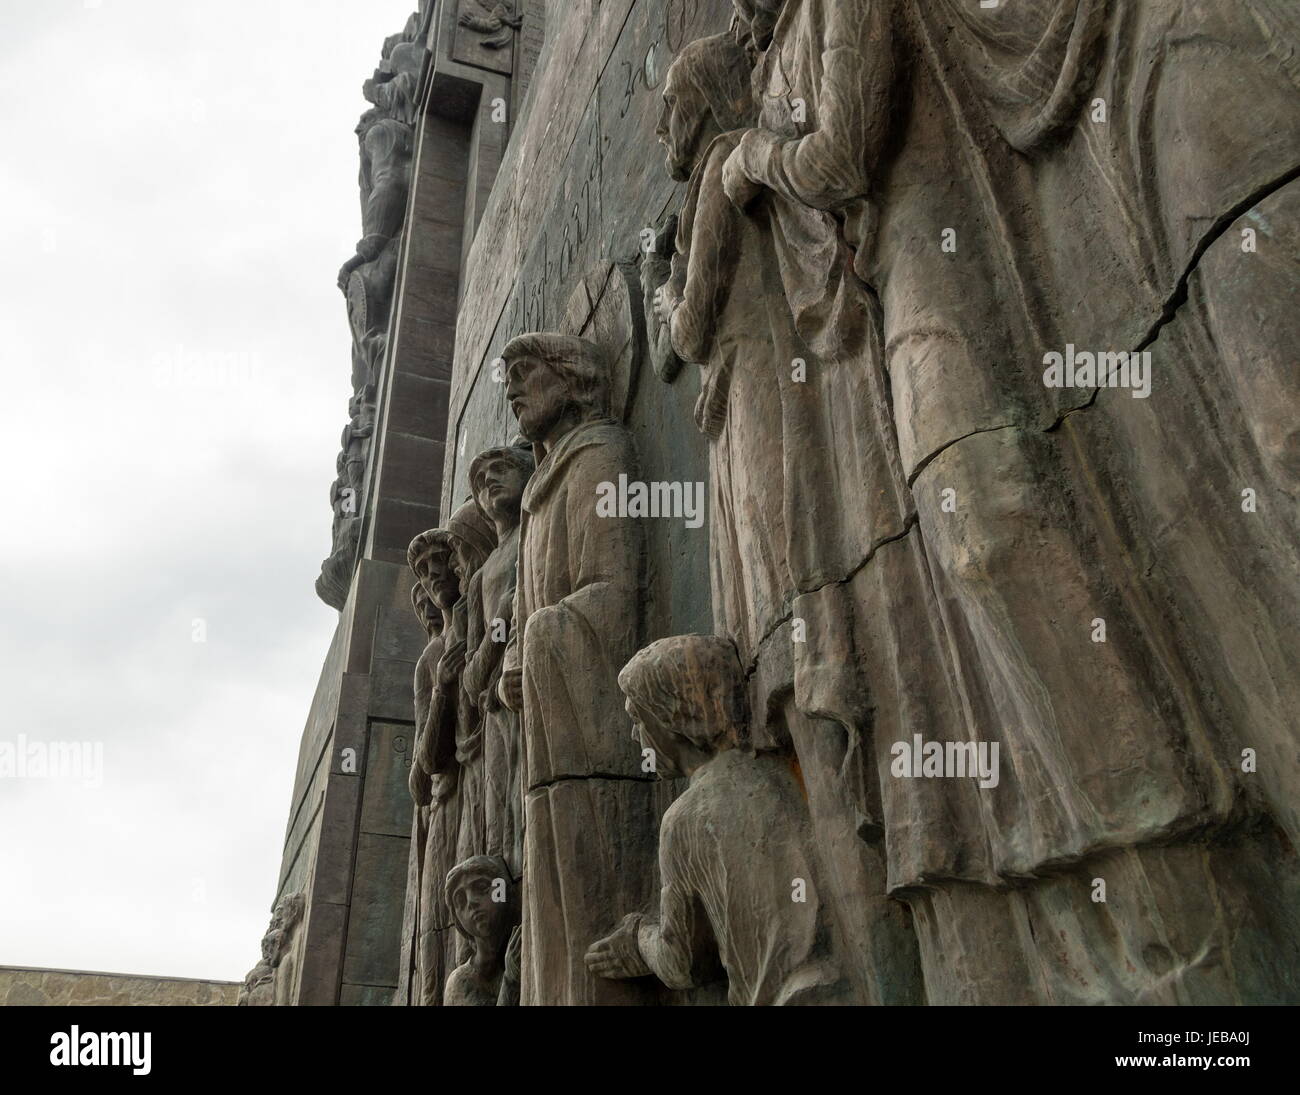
316 20 430 609
0 968 239 1007
443 854 521 1005
237 892 305 1005
694 0 1300 1004
339 830 410 991
496 332 669 1003
299 0 1300 1007
587 635 855 1004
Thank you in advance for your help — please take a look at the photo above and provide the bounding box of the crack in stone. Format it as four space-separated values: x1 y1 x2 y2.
906 422 1021 487
526 772 659 793
742 513 921 682
1045 161 1300 433
733 166 1300 698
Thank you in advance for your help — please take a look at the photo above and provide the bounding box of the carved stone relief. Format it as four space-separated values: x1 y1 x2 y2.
395 0 1300 1006
443 855 521 1005
647 27 923 1003
405 529 461 1006
465 442 535 879
454 0 521 75
588 635 854 1005
316 19 429 609
499 331 667 1005
657 0 1300 1004
237 892 305 1007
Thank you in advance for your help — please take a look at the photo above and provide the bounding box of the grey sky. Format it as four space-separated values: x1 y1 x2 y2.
0 0 419 981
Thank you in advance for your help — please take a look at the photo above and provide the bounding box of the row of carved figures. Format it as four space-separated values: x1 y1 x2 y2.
318 15 428 609
412 0 1300 1006
404 331 856 1005
319 1 528 607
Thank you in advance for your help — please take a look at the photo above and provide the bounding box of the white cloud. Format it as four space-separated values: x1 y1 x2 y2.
0 0 420 982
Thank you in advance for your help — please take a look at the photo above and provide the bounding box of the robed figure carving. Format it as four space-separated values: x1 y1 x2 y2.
588 635 855 1005
499 332 666 1006
318 30 426 610
709 0 1300 1002
650 29 924 1005
441 501 498 866
406 529 463 1006
463 442 535 880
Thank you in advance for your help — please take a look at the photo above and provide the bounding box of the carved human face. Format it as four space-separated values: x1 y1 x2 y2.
506 358 572 445
413 588 435 630
656 66 706 182
415 541 456 609
452 873 511 947
429 552 459 610
451 537 480 590
625 698 688 779
473 456 529 526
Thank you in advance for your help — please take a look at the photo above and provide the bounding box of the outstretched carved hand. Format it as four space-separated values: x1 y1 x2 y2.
498 666 524 712
722 144 762 210
494 923 524 1007
585 913 651 980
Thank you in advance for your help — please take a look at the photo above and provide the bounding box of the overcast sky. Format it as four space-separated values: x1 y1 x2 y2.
0 0 420 982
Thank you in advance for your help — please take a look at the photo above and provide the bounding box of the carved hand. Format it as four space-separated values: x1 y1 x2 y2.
336 252 364 291
437 640 467 689
432 771 456 805
722 144 762 210
652 284 680 327
504 923 522 980
498 666 524 712
408 759 432 806
584 913 651 980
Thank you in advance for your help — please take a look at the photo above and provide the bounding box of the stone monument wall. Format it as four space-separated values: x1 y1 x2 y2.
0 967 239 1007
270 0 1300 1007
446 0 730 627
405 0 1300 1007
